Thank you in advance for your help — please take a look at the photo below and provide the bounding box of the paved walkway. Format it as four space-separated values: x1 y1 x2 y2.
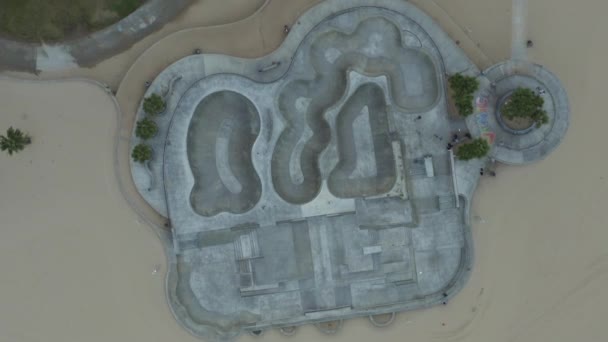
511 0 528 60
0 0 193 73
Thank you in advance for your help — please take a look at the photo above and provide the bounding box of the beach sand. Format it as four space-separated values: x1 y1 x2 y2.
1 0 608 341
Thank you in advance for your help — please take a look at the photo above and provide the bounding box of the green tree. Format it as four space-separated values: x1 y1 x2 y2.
501 87 549 126
143 94 166 116
456 138 490 161
132 143 153 163
1 127 31 155
449 74 479 117
110 0 142 17
135 117 158 140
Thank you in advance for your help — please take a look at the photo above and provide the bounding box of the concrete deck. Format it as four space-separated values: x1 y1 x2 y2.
128 0 568 340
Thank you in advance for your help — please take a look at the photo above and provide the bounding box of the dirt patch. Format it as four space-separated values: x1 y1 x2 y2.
501 114 534 130
498 94 536 131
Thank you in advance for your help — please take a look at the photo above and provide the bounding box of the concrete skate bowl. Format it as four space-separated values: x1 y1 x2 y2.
169 255 255 341
328 83 396 198
271 17 438 204
309 17 440 111
187 91 262 216
271 77 336 204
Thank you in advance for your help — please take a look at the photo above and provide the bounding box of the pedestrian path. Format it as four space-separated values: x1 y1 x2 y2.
511 0 528 60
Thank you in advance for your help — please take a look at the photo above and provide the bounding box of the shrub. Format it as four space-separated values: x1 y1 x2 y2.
110 0 142 17
449 74 479 117
135 117 158 140
1 127 31 155
132 143 153 163
456 138 490 161
501 87 549 126
143 93 166 116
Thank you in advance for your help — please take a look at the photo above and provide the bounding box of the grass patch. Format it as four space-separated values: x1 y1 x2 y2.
0 0 145 41
111 0 142 17
110 0 142 17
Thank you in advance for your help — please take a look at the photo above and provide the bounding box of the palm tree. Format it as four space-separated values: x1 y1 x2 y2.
143 94 166 116
135 117 158 140
1 127 31 155
132 143 153 163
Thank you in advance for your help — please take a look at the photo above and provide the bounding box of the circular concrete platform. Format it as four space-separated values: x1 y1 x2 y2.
483 60 570 164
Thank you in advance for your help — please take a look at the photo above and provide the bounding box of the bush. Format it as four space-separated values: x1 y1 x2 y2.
0 1 94 41
135 117 158 140
110 0 143 17
132 143 153 163
143 93 166 116
456 138 490 161
449 74 479 117
1 127 31 155
501 87 549 126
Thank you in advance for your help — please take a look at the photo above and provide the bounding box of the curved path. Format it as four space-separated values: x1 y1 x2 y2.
0 0 194 73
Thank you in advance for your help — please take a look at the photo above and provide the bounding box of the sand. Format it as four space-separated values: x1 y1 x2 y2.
1 0 608 341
